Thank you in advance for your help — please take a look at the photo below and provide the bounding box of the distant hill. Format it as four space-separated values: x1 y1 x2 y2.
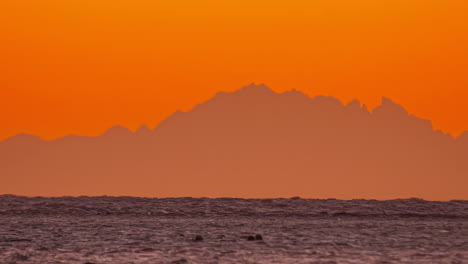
0 84 466 200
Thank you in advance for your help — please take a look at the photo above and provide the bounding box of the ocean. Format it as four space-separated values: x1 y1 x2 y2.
0 196 466 263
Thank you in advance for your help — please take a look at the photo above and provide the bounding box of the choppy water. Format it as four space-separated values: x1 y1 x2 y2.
0 195 466 264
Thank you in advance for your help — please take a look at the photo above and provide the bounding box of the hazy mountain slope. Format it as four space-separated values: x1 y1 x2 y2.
0 84 465 200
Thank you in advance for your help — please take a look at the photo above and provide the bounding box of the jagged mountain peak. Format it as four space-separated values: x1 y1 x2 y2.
373 97 408 116
136 124 153 135
238 83 275 94
102 125 132 137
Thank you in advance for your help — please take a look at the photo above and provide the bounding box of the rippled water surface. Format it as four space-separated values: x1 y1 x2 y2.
0 196 466 263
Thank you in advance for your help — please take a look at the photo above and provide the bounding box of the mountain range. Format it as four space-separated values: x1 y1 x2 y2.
1 84 466 200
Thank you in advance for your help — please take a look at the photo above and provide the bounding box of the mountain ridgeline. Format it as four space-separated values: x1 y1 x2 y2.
1 85 466 200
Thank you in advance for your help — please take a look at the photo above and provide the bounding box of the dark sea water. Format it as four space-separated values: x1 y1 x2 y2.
0 196 466 264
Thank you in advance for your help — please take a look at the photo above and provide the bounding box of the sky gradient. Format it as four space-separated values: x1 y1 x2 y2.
2 0 468 141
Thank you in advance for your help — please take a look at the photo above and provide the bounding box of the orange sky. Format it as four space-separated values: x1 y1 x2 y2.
2 0 467 141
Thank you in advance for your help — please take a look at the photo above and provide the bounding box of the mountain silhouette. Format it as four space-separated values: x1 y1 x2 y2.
0 84 466 200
